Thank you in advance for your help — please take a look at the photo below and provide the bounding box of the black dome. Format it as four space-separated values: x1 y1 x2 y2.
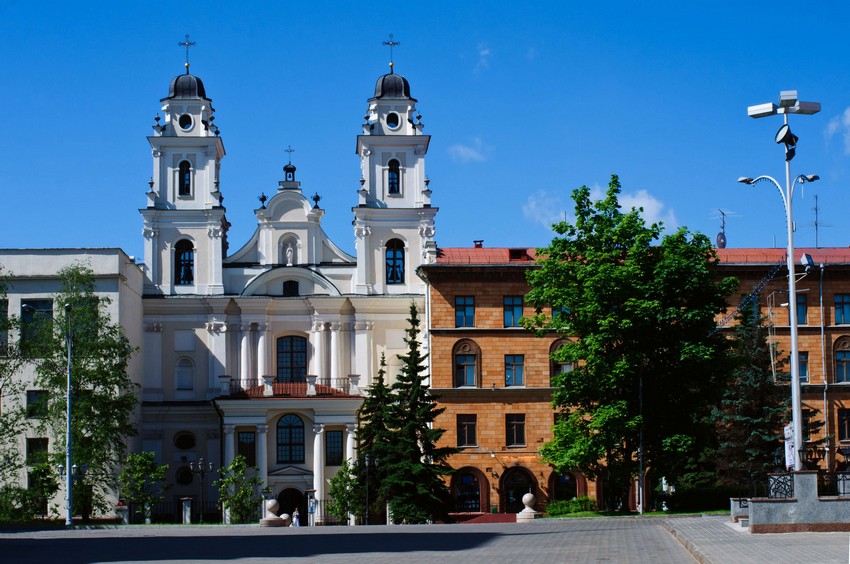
283 163 296 173
373 72 414 100
167 73 207 100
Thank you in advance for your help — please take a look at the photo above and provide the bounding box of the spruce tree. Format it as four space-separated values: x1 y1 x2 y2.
715 305 788 491
382 302 455 523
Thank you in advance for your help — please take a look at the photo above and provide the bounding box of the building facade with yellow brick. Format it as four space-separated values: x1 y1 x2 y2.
716 247 850 472
418 246 598 517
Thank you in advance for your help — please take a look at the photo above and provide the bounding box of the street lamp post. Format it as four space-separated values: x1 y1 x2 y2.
190 457 214 523
741 89 821 471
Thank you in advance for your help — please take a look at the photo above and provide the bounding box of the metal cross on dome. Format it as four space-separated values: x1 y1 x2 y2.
178 34 197 71
382 34 400 71
285 145 295 164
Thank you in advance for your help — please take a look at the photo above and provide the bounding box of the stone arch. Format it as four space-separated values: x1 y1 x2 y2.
450 466 490 514
500 466 537 513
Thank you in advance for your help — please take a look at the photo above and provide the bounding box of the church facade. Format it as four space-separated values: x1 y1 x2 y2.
137 62 438 523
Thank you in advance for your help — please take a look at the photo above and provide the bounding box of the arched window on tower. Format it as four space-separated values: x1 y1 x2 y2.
175 240 195 286
387 159 401 194
178 160 192 196
385 239 404 285
175 357 195 390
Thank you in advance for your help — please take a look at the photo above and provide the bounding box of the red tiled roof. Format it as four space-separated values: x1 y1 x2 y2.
715 247 850 265
436 247 537 264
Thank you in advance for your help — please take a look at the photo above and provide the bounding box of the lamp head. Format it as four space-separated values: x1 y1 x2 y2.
800 174 820 183
737 176 755 185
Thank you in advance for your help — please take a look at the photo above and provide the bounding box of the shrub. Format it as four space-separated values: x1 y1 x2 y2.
545 496 596 516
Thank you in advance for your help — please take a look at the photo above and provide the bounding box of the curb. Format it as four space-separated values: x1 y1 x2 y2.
662 520 713 564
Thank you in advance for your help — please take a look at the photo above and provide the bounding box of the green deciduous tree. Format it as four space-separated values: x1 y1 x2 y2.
30 264 139 517
118 451 170 523
714 306 788 491
214 454 263 524
0 267 26 484
526 176 737 511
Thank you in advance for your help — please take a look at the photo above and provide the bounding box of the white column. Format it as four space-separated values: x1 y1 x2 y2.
240 324 251 387
256 424 269 489
312 424 325 520
353 321 373 384
223 425 236 469
345 423 357 464
310 319 325 382
257 324 268 379
329 322 340 388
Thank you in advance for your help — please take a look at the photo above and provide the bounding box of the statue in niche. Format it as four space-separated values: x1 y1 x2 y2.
285 244 294 266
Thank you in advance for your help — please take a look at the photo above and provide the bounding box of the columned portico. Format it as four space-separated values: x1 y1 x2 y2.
223 424 236 468
312 424 325 511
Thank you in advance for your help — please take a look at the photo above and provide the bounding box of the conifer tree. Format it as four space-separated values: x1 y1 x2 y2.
382 302 455 523
714 305 788 491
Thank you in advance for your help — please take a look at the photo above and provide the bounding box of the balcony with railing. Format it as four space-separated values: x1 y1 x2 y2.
220 375 362 399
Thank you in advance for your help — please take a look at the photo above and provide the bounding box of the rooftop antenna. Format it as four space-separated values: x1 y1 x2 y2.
716 209 727 248
178 34 197 74
809 194 831 248
382 34 400 73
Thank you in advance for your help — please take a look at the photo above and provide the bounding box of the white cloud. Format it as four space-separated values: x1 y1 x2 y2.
619 189 678 228
476 43 491 71
523 190 568 229
825 107 850 154
448 137 489 163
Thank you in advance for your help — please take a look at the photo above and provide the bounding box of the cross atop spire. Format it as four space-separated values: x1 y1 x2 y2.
382 34 400 73
285 145 295 164
178 34 197 74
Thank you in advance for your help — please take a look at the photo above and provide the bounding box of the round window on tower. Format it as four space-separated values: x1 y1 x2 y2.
386 112 400 129
174 432 196 450
179 114 193 130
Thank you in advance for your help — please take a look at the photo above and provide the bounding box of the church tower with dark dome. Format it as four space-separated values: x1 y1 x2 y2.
140 62 228 296
353 62 437 294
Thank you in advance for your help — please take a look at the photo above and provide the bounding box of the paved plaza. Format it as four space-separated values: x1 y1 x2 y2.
2 515 848 564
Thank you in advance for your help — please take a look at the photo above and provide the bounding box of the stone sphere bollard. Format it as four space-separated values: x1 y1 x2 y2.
522 493 535 510
516 493 539 523
266 499 280 517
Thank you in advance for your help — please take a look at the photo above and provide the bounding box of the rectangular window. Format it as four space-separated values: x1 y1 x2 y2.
802 409 816 443
237 431 256 466
797 294 808 325
506 414 526 447
455 296 475 327
505 355 525 386
799 352 809 383
326 430 343 466
26 438 48 466
838 409 850 441
457 414 477 447
21 299 53 355
836 294 850 324
26 390 48 419
455 354 477 387
503 296 523 327
839 409 850 442
837 351 850 383
0 299 8 356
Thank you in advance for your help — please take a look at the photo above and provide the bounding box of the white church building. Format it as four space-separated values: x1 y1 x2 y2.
1 60 438 524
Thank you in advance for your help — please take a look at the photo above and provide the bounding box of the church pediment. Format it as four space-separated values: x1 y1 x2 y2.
242 266 343 297
258 191 315 223
269 465 314 477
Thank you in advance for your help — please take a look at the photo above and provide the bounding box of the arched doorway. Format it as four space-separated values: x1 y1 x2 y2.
451 468 489 513
502 467 535 513
552 472 578 500
277 488 306 525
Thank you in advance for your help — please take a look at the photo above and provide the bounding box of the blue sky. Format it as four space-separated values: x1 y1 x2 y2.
2 1 849 260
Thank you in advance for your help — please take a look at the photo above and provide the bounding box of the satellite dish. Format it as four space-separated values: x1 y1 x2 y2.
716 231 727 249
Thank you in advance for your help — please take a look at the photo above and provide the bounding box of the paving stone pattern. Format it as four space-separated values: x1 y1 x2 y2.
1 515 848 563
